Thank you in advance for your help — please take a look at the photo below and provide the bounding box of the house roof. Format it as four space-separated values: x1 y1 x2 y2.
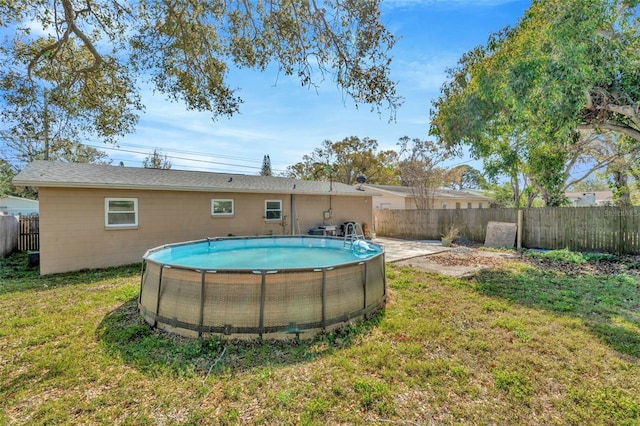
12 161 376 196
363 184 493 201
0 195 39 204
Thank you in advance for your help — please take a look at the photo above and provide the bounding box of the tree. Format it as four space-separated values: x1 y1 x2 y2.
0 158 38 198
397 137 451 209
260 155 272 176
1 0 400 158
567 176 610 192
143 149 172 169
2 132 110 165
0 159 17 197
286 136 399 185
430 0 640 206
444 165 487 190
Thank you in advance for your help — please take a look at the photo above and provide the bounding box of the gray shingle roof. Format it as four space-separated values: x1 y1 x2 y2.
364 184 492 200
13 161 375 196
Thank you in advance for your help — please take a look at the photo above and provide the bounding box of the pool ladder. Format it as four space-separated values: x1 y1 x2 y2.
343 222 365 250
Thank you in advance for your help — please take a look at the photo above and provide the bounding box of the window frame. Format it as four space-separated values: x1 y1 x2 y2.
104 198 138 228
264 199 282 221
211 199 234 217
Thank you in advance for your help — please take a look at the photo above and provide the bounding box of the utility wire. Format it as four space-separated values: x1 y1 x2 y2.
86 144 289 174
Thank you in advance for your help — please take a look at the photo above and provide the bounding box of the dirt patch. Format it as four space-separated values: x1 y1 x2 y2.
395 245 640 277
396 247 522 277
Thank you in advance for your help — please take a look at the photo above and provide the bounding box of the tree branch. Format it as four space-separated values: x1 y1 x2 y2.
62 0 103 75
577 122 640 143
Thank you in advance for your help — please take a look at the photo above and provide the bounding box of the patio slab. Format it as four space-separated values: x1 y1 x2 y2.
372 237 450 262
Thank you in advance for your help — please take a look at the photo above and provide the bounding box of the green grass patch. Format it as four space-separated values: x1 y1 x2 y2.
0 252 639 424
474 266 640 357
524 248 586 264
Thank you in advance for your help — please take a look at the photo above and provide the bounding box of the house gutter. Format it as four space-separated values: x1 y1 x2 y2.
11 181 376 197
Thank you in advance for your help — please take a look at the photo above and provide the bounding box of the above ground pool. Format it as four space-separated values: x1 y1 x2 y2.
138 236 386 339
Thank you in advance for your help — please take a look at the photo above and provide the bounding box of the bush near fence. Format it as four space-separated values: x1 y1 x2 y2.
374 207 640 254
0 215 19 257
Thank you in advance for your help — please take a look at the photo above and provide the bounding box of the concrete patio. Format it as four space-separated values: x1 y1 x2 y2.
372 237 450 262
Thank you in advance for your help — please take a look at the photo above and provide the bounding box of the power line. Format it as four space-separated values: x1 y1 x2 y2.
107 156 281 175
87 144 289 174
114 142 290 166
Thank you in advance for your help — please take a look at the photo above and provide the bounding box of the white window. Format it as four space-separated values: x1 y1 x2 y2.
211 199 234 216
105 198 138 228
380 203 391 210
265 200 282 221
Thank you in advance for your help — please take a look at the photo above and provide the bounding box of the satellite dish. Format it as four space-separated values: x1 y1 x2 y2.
356 175 367 184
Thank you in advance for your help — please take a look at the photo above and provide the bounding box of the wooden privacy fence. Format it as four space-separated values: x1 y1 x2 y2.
0 216 19 257
18 215 39 251
374 207 640 254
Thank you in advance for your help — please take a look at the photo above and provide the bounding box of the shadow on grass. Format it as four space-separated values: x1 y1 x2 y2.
0 251 142 294
472 267 640 359
96 297 383 376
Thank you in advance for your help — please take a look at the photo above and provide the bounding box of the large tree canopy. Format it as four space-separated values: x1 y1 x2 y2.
1 0 400 158
286 136 399 185
430 0 640 206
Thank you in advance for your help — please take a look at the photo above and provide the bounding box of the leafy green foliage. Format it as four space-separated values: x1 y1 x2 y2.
0 0 400 164
431 0 640 206
142 148 172 169
286 136 399 185
444 165 488 190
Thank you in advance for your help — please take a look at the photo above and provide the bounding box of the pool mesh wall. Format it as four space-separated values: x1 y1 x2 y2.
139 248 385 339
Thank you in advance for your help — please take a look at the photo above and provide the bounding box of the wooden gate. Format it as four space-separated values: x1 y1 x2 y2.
18 216 39 251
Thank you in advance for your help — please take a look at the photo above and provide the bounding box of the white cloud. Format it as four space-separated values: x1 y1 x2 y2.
394 52 460 93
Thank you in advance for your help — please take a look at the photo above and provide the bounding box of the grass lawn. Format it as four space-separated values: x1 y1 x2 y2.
1 250 639 425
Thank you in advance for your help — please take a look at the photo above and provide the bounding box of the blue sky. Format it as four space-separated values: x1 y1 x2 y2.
102 0 531 175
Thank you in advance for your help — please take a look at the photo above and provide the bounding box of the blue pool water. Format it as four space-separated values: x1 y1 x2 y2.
145 236 382 270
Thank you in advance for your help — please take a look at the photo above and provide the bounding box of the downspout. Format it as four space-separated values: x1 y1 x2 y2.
290 193 296 235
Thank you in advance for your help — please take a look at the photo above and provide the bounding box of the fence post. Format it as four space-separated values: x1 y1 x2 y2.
517 209 523 250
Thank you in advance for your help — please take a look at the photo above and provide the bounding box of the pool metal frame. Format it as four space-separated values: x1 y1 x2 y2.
138 236 386 339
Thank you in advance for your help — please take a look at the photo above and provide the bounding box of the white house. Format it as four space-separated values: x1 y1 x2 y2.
565 191 613 207
0 195 39 216
364 184 493 210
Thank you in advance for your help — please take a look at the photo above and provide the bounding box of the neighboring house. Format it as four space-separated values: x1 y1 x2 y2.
364 184 493 210
13 161 377 275
0 195 39 216
565 191 613 206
